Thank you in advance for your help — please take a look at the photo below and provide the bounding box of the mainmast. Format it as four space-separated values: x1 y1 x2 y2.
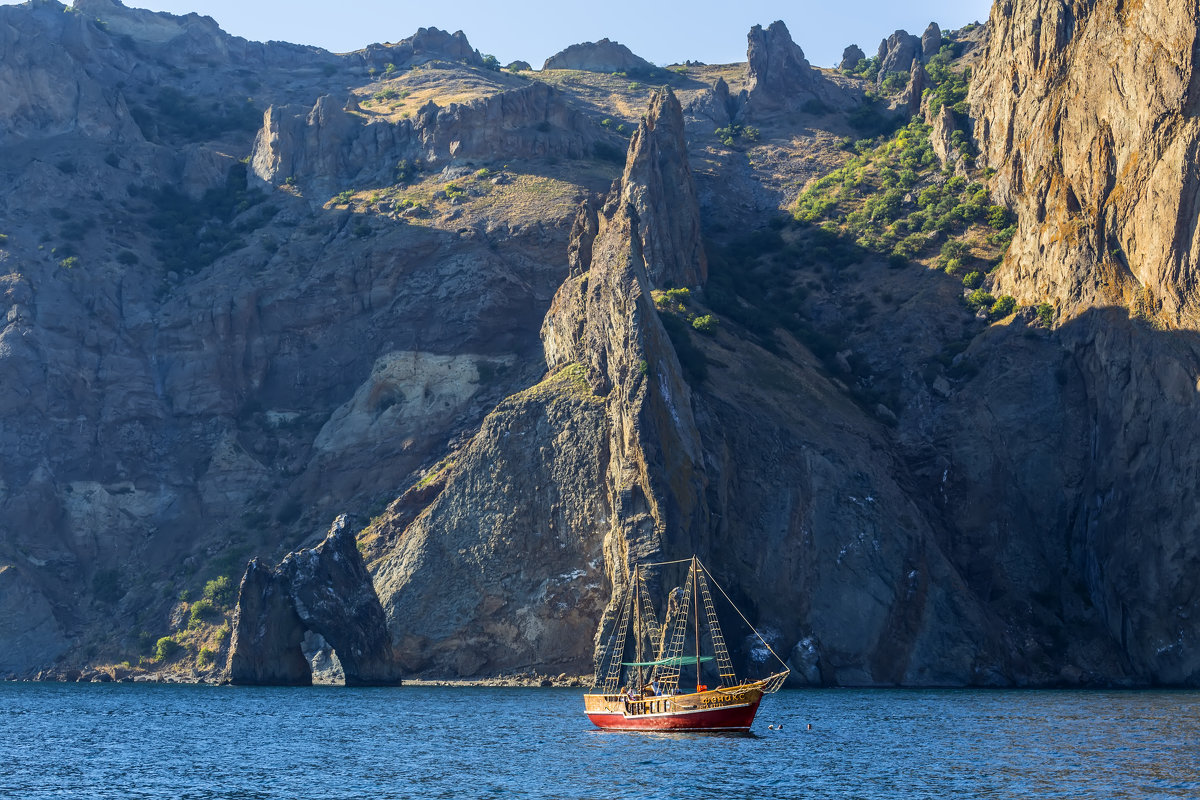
692 556 701 691
633 565 643 694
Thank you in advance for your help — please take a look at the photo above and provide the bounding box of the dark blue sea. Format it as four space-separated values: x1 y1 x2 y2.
1 684 1198 799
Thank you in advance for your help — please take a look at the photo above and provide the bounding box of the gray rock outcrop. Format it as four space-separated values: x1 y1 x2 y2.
358 27 483 73
251 81 620 199
840 44 866 71
950 0 1200 685
921 22 943 61
877 30 922 78
542 38 655 74
229 515 400 685
904 58 927 117
742 20 852 114
745 21 817 102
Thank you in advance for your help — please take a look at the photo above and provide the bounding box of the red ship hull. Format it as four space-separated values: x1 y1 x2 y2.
585 697 763 732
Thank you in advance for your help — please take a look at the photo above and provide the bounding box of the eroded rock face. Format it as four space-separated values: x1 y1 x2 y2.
971 0 1200 324
877 30 922 78
921 22 943 61
743 20 853 115
358 27 483 73
744 21 818 107
0 1 142 144
542 38 655 74
251 82 618 198
230 514 400 685
904 58 927 117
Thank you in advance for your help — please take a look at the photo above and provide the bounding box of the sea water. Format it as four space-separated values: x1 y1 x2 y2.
1 683 1197 799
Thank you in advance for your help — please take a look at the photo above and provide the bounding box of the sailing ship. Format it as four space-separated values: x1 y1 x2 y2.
583 555 789 732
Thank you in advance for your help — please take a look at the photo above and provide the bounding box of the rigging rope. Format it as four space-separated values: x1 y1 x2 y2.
697 558 791 672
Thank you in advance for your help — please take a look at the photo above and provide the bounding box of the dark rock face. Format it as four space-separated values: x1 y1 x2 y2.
684 77 741 127
505 60 532 72
229 515 400 685
840 44 866 71
542 38 654 74
877 30 922 78
0 565 69 677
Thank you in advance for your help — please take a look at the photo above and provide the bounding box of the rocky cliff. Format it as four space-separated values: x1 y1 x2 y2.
959 0 1200 684
5 0 1200 688
971 0 1200 325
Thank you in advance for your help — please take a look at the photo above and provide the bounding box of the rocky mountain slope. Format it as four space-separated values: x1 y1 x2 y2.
2 0 1199 687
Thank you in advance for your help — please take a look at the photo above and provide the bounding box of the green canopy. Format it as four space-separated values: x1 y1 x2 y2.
621 655 714 667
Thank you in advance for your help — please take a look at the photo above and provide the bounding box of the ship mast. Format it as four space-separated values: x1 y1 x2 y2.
692 556 701 690
634 564 643 694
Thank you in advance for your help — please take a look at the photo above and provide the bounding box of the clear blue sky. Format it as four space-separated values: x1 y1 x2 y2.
11 1 994 67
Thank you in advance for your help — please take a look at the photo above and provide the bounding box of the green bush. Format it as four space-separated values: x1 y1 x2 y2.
155 636 182 661
966 288 995 310
962 271 983 289
197 648 217 668
879 70 909 94
1036 302 1055 326
189 599 218 627
990 295 1017 317
481 54 500 71
986 205 1012 229
892 233 925 259
692 314 719 334
394 159 416 183
59 256 79 269
202 575 235 608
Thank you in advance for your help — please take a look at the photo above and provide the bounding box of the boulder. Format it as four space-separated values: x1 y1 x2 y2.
840 44 866 71
505 60 531 72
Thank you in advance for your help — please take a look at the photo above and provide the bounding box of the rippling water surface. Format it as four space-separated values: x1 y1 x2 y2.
1 683 1198 799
